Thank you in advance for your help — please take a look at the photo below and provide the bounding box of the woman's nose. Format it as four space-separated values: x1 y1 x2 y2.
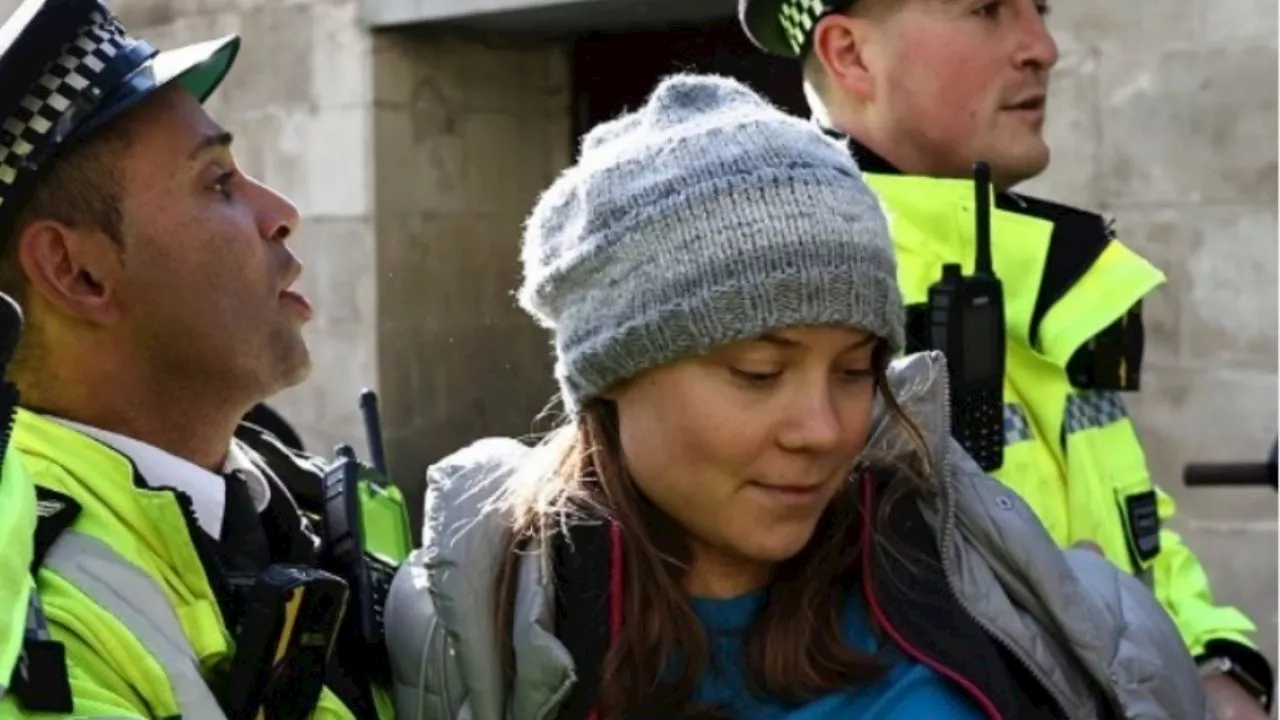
776 386 845 454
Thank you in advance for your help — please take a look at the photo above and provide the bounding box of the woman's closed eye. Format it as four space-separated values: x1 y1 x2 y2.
730 366 781 385
841 368 875 383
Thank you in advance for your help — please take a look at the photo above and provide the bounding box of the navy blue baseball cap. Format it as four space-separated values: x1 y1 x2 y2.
739 0 855 59
0 0 240 233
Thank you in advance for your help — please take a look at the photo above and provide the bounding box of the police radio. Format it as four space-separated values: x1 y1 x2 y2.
320 389 412 683
927 161 1005 472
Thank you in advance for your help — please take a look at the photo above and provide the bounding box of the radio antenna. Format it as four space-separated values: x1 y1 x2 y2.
973 161 993 277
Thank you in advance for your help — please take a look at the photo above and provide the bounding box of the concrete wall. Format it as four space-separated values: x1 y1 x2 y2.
1022 0 1279 668
369 28 567 528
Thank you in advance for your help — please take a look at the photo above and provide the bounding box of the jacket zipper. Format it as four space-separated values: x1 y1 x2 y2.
932 360 1073 719
439 632 454 718
859 479 1003 720
535 674 577 720
424 615 455 718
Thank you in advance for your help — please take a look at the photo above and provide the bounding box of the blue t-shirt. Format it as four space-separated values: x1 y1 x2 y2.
688 589 987 719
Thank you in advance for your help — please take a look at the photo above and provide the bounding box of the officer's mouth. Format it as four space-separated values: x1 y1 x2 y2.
1003 95 1046 117
279 286 314 321
277 260 312 321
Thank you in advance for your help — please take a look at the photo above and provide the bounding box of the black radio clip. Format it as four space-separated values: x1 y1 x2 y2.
222 564 349 720
926 161 1006 473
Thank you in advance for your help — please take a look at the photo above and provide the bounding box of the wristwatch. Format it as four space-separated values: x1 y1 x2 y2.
1199 655 1270 705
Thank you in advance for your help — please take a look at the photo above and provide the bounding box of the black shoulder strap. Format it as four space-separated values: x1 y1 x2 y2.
241 404 306 453
10 486 78 713
31 486 80 573
551 520 613 720
234 422 328 515
232 426 328 561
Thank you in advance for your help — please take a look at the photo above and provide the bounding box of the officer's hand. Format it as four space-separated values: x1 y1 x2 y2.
1202 672 1269 720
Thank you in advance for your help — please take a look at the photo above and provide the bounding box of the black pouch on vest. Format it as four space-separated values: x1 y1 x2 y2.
10 598 73 714
13 487 78 713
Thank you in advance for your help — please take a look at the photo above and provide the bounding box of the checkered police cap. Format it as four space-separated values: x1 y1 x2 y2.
0 0 240 238
739 0 856 59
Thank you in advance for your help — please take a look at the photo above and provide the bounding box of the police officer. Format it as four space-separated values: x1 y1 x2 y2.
738 1 1272 717
0 296 43 712
0 0 396 717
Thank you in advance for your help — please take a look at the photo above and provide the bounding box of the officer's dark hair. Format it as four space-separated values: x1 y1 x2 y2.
0 122 132 375
0 123 132 288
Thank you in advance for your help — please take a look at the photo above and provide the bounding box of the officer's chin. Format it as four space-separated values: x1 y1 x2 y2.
990 141 1051 191
269 339 313 392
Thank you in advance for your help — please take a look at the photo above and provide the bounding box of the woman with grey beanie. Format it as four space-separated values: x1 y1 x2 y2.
383 74 1208 720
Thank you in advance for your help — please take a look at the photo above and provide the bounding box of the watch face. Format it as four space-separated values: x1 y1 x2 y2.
1198 657 1232 677
1200 657 1269 702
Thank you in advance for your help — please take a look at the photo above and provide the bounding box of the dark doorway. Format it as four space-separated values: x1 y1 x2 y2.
570 16 808 145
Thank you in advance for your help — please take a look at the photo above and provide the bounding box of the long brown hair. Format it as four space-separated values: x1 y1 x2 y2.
493 342 935 718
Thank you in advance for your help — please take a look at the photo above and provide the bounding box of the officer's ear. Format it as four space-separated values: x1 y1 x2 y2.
810 10 881 103
17 220 123 327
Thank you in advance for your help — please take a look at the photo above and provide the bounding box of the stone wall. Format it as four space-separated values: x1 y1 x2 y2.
369 28 568 528
1023 0 1278 668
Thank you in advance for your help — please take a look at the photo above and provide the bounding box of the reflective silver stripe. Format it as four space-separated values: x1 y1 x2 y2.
1063 390 1128 435
0 588 51 703
1003 403 1033 445
42 530 227 719
26 591 51 642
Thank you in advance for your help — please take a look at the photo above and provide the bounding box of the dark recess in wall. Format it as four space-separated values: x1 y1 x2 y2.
570 16 808 145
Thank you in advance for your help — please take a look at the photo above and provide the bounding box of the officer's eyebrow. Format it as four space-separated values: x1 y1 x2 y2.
188 130 234 162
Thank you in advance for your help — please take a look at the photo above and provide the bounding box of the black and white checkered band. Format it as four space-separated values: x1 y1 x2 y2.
0 9 144 221
777 0 831 56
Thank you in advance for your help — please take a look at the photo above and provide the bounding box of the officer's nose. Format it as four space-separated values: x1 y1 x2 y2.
1014 3 1059 72
250 178 300 244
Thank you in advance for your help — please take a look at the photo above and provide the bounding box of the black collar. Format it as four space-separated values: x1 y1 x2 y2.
846 138 903 176
815 125 903 176
818 124 1124 354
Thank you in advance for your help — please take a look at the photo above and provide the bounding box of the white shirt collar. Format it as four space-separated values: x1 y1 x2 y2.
48 417 272 540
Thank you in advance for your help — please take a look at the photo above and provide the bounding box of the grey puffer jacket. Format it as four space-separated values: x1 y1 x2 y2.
383 351 1211 720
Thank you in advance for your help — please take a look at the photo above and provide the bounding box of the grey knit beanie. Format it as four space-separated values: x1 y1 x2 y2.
518 73 904 412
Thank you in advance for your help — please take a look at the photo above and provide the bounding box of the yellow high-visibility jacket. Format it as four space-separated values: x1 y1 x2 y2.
855 147 1269 699
0 410 395 719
